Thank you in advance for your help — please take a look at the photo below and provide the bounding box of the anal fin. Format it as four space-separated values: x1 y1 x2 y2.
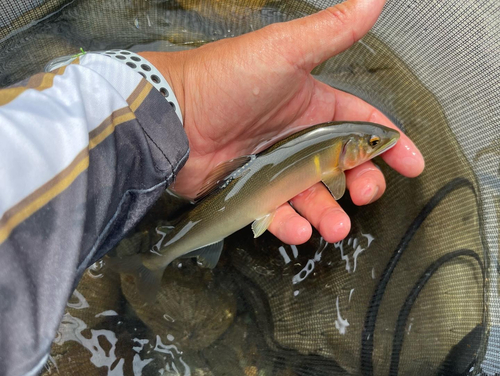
252 212 275 238
135 265 164 304
322 168 346 200
185 240 224 269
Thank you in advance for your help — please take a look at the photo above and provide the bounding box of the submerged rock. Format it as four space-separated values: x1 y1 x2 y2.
121 260 237 352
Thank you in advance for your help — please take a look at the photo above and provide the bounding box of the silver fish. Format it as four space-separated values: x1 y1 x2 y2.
110 121 399 300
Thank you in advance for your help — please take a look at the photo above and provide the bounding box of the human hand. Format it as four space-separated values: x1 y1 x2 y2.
139 0 424 245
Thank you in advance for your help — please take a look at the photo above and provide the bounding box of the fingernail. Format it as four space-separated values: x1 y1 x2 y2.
367 185 380 204
402 155 425 177
296 224 311 241
402 156 418 169
329 214 351 243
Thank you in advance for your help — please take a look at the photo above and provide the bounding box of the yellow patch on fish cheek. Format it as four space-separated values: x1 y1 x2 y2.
358 149 366 163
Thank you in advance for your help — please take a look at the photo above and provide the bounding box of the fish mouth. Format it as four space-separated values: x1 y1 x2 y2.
372 136 398 159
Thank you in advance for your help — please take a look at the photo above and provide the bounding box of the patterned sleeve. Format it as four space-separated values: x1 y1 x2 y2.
0 53 189 376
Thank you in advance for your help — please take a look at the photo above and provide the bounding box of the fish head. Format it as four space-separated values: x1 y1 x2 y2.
340 123 400 170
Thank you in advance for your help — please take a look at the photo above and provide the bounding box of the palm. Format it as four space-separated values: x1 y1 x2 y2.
143 0 424 245
173 40 333 197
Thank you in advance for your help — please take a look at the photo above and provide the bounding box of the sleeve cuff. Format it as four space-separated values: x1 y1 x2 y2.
78 52 189 176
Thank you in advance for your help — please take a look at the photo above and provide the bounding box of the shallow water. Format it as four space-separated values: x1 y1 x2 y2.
0 1 489 375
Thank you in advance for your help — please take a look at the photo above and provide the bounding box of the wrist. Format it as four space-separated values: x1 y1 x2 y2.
137 51 186 125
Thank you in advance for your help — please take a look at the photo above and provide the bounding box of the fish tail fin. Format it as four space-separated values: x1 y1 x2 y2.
135 264 164 304
105 254 164 304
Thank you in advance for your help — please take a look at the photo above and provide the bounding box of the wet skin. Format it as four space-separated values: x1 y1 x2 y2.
139 0 424 245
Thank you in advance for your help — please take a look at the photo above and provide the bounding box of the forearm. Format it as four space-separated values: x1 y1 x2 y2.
0 53 188 376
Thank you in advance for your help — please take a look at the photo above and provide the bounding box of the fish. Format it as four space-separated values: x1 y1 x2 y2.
109 121 399 301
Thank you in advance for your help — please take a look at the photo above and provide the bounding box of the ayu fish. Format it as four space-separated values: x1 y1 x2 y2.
110 121 399 299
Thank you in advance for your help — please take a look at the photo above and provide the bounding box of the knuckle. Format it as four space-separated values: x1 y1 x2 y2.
323 4 359 43
324 4 352 25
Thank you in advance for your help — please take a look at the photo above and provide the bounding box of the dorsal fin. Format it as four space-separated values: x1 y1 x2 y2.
195 155 253 201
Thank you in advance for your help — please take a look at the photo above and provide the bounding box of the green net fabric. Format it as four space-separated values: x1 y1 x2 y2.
1 1 498 375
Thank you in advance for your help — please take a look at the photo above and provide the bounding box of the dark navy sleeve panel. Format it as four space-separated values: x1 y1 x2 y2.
0 57 189 376
81 86 189 268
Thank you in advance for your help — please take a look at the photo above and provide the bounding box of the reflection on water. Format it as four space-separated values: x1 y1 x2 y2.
42 170 486 375
0 1 488 375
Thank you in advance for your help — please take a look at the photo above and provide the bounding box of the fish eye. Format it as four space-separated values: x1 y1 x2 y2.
369 136 380 147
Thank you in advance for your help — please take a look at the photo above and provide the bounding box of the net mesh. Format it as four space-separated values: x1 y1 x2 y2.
0 0 498 375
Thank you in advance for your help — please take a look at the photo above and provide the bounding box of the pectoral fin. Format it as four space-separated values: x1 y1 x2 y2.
322 168 346 200
252 212 275 238
185 240 224 269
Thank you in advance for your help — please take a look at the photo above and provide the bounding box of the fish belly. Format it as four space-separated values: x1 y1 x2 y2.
158 157 323 264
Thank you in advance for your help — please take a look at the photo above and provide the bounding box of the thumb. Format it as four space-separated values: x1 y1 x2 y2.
262 0 386 71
